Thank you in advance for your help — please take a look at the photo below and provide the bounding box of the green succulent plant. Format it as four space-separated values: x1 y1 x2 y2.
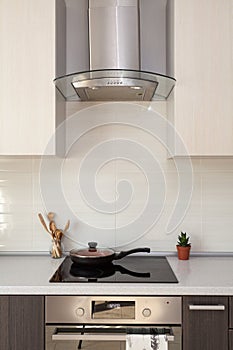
177 231 191 247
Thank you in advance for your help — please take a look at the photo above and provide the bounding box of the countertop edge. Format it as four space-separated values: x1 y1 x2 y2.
1 255 233 296
1 285 233 296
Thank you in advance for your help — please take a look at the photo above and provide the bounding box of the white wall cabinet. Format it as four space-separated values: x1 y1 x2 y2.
167 0 233 156
0 0 65 155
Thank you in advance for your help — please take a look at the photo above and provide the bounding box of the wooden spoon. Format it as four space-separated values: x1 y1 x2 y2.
38 213 61 257
38 213 51 234
47 212 55 222
64 220 70 232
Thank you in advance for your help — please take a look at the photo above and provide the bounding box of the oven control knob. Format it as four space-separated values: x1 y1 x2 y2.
75 307 85 317
142 308 151 317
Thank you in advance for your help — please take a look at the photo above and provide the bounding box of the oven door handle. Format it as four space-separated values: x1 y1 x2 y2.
51 327 175 342
52 327 126 341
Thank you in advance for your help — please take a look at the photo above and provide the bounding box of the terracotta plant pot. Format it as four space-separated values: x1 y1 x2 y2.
176 245 191 260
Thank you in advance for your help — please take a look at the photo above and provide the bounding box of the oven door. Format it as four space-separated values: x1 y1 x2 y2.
46 325 181 350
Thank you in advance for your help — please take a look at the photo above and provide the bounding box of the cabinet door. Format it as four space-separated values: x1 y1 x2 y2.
0 295 44 350
168 0 233 156
0 0 65 155
182 296 228 350
228 298 233 350
230 330 233 350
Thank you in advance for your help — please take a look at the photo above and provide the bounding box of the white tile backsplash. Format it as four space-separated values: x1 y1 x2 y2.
1 103 233 252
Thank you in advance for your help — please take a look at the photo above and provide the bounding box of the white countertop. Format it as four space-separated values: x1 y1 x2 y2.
0 255 232 295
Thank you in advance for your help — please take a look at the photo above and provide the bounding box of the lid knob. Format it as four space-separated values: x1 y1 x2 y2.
88 242 98 251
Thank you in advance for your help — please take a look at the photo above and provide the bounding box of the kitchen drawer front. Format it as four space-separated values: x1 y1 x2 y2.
183 296 228 350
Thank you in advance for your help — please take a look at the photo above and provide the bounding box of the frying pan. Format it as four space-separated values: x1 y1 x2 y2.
70 242 150 266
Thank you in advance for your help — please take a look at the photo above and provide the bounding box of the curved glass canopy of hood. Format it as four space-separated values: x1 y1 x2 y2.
54 69 176 102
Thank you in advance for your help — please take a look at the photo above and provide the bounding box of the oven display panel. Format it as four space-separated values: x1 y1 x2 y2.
92 300 135 319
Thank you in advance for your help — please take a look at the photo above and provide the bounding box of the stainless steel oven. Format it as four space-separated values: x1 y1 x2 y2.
46 296 181 350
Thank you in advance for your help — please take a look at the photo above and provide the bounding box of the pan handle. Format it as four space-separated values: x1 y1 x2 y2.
114 248 150 260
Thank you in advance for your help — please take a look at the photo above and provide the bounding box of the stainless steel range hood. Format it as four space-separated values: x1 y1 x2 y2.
54 0 175 101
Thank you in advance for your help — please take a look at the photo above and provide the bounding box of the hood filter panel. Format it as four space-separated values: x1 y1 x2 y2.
72 78 158 101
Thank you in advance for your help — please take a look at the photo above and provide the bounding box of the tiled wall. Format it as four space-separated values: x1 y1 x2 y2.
0 102 233 253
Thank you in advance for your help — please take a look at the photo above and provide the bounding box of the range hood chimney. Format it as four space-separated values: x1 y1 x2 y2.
54 0 175 101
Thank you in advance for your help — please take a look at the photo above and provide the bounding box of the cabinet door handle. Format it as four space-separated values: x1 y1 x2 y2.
189 304 225 311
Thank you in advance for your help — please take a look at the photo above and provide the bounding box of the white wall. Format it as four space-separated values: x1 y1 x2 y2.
0 102 233 253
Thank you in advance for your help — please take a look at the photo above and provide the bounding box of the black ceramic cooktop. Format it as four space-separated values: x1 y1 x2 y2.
49 256 178 283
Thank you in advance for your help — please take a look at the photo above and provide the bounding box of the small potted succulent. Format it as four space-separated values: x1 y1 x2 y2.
176 231 191 260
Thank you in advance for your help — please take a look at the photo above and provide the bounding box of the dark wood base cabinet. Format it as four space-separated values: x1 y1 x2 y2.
0 295 44 350
183 296 228 350
1 295 232 350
